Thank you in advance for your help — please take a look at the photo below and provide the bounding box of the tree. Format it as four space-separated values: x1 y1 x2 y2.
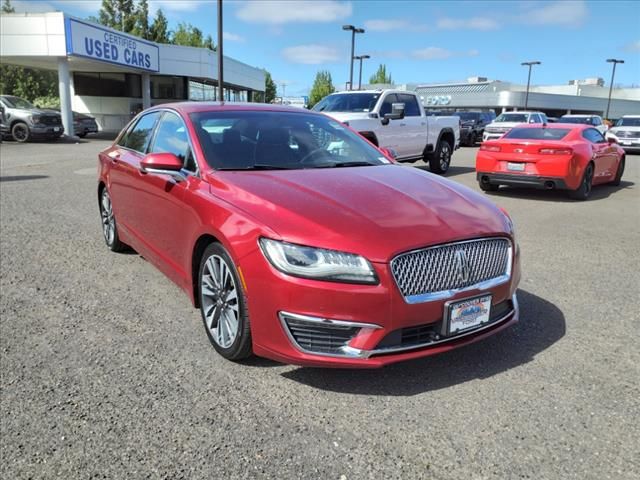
264 71 277 103
369 64 392 85
172 22 214 50
2 0 15 13
308 70 335 108
98 0 136 33
132 0 150 39
149 9 169 43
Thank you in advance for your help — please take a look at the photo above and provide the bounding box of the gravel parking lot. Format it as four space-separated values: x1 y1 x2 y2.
1 138 639 479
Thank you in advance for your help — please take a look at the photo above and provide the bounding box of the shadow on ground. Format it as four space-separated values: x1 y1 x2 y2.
484 180 634 203
412 164 476 177
281 289 565 396
0 175 49 182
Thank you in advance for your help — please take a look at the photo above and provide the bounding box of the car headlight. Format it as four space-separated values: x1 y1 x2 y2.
259 238 378 284
30 115 41 124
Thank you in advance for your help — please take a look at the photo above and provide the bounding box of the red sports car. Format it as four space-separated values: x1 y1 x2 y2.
476 123 625 200
98 103 520 368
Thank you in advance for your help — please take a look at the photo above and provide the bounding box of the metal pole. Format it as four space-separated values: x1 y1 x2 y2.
524 64 532 110
349 30 355 91
358 58 363 90
217 0 224 102
605 62 617 120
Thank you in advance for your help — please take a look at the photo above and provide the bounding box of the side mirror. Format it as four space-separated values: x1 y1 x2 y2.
140 152 186 182
607 137 617 145
381 103 405 125
379 147 398 160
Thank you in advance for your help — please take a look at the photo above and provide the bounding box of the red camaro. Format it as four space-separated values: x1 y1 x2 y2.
98 103 520 368
476 123 625 200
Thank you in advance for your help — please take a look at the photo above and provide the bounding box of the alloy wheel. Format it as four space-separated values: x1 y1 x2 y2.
200 254 240 349
440 143 451 170
584 165 593 196
100 190 115 245
12 124 28 142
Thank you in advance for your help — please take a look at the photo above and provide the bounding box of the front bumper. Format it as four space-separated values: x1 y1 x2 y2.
477 172 569 190
242 241 521 368
31 124 64 138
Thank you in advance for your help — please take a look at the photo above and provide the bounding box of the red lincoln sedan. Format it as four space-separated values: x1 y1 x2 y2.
98 103 520 368
476 123 625 200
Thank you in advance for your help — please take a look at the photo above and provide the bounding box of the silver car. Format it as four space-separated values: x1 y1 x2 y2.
0 95 64 142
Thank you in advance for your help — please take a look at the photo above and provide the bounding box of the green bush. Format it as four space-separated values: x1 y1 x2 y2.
32 95 60 109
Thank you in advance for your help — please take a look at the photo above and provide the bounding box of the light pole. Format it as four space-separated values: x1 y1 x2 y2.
342 25 364 91
521 61 541 110
217 0 224 102
605 58 624 121
354 54 370 90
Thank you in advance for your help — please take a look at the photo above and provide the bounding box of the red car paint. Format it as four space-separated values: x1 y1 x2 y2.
476 123 625 192
99 102 520 368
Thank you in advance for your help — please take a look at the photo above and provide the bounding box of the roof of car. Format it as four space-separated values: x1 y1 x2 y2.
150 101 317 115
562 114 596 117
501 111 544 115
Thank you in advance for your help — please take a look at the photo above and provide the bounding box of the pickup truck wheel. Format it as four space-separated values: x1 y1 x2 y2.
11 122 30 143
429 140 452 174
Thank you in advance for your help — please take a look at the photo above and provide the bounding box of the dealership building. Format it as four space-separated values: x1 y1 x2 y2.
408 77 640 119
0 11 266 135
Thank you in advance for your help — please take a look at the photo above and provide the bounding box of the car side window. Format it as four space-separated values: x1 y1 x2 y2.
397 94 420 117
379 94 398 116
150 111 196 171
593 117 602 126
122 112 161 153
583 128 606 143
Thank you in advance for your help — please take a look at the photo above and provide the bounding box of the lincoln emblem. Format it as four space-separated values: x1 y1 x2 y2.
454 250 470 283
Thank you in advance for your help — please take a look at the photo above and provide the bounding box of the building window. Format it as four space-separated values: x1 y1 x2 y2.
74 72 141 98
151 76 186 100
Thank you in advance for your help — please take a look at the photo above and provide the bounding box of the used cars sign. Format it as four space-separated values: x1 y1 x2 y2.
65 18 159 72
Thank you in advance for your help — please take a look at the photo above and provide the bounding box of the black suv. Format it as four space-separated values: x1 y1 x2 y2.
453 111 495 146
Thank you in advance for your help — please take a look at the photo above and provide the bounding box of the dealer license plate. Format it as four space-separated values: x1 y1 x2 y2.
507 162 525 171
53 127 60 132
447 295 492 335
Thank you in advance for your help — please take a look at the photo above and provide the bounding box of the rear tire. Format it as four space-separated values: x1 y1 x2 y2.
428 140 452 174
569 163 594 200
11 122 30 143
611 157 625 186
479 181 499 192
198 243 253 361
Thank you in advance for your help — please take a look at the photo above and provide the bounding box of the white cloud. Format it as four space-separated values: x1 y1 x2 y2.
412 47 453 60
437 16 499 30
624 40 640 52
370 49 407 60
364 19 409 32
237 0 352 24
149 0 208 13
282 44 340 64
519 0 588 27
223 31 245 42
412 47 480 60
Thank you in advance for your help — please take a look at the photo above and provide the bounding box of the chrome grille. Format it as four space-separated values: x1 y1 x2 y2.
391 238 511 302
617 130 640 138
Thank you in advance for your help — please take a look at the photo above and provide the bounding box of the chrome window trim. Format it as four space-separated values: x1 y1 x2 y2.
390 237 513 304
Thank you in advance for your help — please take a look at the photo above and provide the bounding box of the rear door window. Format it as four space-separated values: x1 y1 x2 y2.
122 112 161 153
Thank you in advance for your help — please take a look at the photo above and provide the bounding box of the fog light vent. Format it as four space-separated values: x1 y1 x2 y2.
279 312 361 355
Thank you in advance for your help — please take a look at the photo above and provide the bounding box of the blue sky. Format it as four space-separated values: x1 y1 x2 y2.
11 0 640 96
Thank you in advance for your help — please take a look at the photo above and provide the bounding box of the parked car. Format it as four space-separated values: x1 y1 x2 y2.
0 95 64 142
453 111 495 146
482 111 547 142
557 114 607 134
476 123 625 200
605 115 640 153
73 112 99 138
313 90 460 174
98 102 520 368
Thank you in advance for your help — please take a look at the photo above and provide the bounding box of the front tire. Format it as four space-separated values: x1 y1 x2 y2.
569 163 594 200
429 140 452 174
99 188 127 252
611 157 625 186
199 243 253 361
11 122 30 143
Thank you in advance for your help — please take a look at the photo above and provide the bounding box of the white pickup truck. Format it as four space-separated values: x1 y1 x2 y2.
312 89 460 174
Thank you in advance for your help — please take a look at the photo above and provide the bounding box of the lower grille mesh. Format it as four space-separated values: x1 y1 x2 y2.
284 318 359 355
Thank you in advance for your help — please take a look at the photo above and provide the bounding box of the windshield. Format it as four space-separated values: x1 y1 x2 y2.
2 96 34 109
312 93 380 113
504 128 571 140
190 110 389 170
557 117 591 125
453 113 479 121
495 113 529 123
616 117 640 127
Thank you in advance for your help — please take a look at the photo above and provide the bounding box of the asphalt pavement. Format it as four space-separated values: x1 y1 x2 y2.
1 137 639 479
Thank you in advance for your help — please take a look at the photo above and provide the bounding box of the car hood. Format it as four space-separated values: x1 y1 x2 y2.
486 122 522 129
320 111 372 123
208 165 510 262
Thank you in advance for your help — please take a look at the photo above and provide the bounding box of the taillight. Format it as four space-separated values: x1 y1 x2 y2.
480 144 501 152
539 148 572 155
